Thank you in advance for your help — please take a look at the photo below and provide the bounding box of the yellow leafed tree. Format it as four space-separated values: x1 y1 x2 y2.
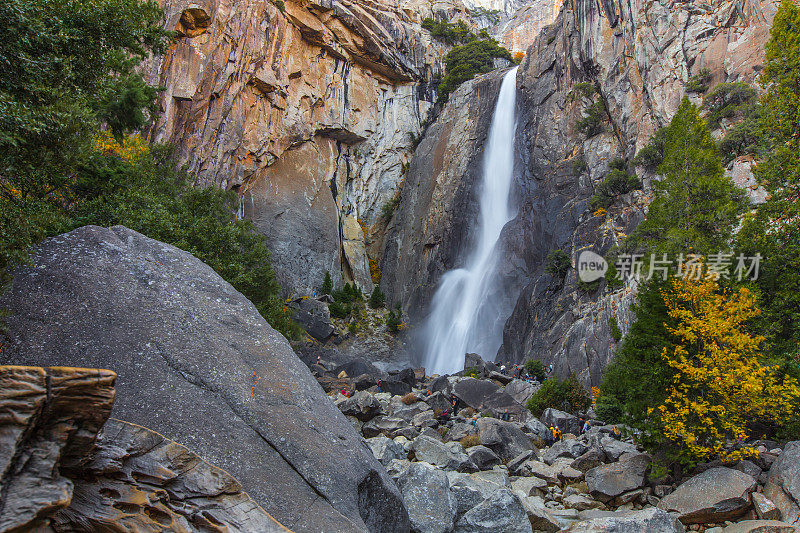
656 274 800 464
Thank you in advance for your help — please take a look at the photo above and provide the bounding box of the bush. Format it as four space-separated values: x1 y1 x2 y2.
381 196 400 221
594 394 624 423
470 7 501 24
401 392 419 405
545 249 571 279
702 81 757 128
465 366 480 378
460 435 480 448
569 82 597 101
332 282 362 304
572 155 588 176
686 68 712 93
576 100 605 137
422 18 474 45
609 316 622 342
369 286 386 308
524 359 545 381
329 301 351 319
387 306 403 333
526 374 591 416
437 39 513 100
589 159 641 210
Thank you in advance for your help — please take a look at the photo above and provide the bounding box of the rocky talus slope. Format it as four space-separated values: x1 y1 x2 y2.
384 0 782 384
313 354 800 532
0 365 287 532
0 226 409 533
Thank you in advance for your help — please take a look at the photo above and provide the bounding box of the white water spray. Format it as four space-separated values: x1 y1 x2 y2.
422 67 519 375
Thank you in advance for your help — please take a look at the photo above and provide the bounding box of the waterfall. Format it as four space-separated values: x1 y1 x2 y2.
422 66 519 375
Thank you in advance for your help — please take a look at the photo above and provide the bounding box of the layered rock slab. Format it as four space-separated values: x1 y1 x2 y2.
0 225 408 533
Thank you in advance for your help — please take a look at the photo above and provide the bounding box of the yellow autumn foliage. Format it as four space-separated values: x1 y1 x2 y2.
95 132 148 162
656 274 800 463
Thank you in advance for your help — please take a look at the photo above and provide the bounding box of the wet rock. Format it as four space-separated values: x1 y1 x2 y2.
0 226 408 533
454 489 532 533
585 453 650 502
397 462 456 533
658 466 756 524
765 440 800 526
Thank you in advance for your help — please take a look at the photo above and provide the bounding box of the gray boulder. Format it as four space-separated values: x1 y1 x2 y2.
291 297 334 341
505 379 538 405
571 448 606 473
412 435 478 472
721 520 797 533
477 417 535 462
541 408 582 435
397 462 456 533
454 489 532 533
523 417 551 442
448 422 478 442
520 496 560 532
337 390 381 421
448 470 511 517
467 445 501 470
765 440 800 526
366 436 407 466
362 416 407 438
426 391 453 413
564 507 683 532
658 466 756 524
543 439 589 465
453 378 501 408
598 436 638 461
0 226 408 533
585 453 650 502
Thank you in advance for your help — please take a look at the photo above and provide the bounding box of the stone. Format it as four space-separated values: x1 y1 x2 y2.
518 460 559 483
448 470 511 517
366 436 407 466
454 489 533 533
564 507 683 532
0 226 408 533
412 435 478 472
598 436 639 461
334 359 382 381
571 448 606 473
765 441 800 526
563 493 602 511
543 439 589 465
448 422 479 442
467 445 502 470
507 449 537 474
426 391 453 413
477 417 535 462
523 417 551 442
505 379 538 405
412 409 437 428
520 495 561 532
722 520 797 533
512 476 548 497
291 297 334 341
752 492 781 521
658 467 757 524
397 462 456 533
733 460 763 480
541 408 582 436
362 416 406 438
337 390 381 421
585 453 650 502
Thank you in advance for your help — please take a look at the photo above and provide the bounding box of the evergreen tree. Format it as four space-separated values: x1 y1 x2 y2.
321 271 333 295
369 286 386 309
629 99 745 257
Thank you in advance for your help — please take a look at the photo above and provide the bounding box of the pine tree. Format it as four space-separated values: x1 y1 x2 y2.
369 286 386 309
321 271 333 295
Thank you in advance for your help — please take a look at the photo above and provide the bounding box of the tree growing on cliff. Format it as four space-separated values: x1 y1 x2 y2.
437 39 513 100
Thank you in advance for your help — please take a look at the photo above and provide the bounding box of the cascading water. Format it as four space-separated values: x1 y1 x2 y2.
422 66 519 375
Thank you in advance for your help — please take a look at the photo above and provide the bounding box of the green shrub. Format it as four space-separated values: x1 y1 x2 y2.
387 306 403 333
572 155 588 176
545 249 571 279
526 374 591 416
719 105 762 163
702 81 757 128
576 100 605 137
437 39 513 100
329 301 351 319
524 359 545 381
332 282 362 304
686 67 712 93
589 160 640 210
381 196 400 221
465 366 481 378
594 394 624 423
369 286 386 308
470 7 501 24
321 271 333 295
577 278 601 293
422 18 474 45
569 82 597 101
609 316 622 342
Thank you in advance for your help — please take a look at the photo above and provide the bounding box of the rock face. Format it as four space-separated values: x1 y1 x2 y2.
765 440 800 526
658 466 757 524
0 366 286 532
0 226 409 533
144 0 462 295
564 507 683 532
585 453 650 502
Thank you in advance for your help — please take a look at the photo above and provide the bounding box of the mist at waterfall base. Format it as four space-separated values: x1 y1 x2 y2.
422 67 519 376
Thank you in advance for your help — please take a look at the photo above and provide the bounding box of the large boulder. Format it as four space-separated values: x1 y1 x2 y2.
477 417 535 462
721 520 797 533
0 366 287 532
367 436 407 466
454 378 527 419
411 435 478 472
505 379 538 406
564 508 683 532
585 453 650 502
448 470 511 517
0 226 409 533
542 439 589 465
658 467 756 524
765 441 800 526
454 489 533 533
337 390 382 421
291 297 334 341
541 408 582 435
397 462 456 533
